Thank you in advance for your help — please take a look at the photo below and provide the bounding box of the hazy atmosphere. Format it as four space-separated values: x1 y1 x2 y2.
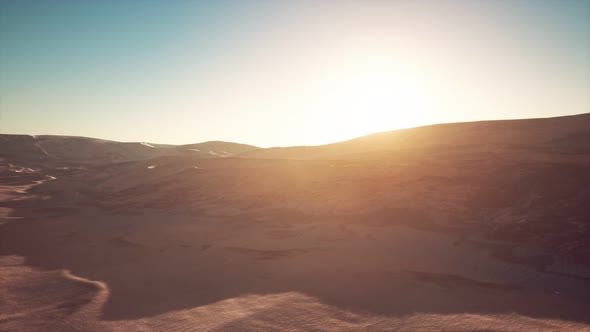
1 1 589 331
1 0 589 146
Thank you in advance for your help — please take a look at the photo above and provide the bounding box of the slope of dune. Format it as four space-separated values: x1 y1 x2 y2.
238 113 590 160
2 256 588 332
1 114 589 331
0 134 259 167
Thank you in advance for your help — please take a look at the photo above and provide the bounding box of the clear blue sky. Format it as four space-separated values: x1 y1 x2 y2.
1 0 589 147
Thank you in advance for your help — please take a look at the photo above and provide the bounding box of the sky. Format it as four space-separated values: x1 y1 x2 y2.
1 0 589 147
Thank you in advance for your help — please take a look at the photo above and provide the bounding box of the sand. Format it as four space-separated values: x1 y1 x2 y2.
2 255 588 331
1 172 589 331
1 114 590 331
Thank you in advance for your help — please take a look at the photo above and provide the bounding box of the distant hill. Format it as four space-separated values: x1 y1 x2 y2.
238 113 590 159
4 114 587 166
0 135 259 167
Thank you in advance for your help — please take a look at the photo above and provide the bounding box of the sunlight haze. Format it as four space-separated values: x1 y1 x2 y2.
1 0 589 147
1 2 590 331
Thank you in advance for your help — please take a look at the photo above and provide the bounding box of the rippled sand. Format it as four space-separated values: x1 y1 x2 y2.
2 255 588 332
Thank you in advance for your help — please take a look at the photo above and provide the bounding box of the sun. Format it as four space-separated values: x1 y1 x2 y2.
303 62 438 143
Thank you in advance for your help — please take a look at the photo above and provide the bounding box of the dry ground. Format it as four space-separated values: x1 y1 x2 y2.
1 114 589 331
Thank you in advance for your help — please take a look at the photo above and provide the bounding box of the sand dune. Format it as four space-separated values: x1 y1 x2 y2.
0 135 259 167
239 113 590 159
1 114 590 330
1 256 588 331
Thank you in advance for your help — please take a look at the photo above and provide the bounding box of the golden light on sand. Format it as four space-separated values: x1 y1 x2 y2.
1 0 590 330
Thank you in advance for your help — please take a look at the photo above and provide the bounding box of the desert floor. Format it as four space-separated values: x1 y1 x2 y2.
1 167 589 331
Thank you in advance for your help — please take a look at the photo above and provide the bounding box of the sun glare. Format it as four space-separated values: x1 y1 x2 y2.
305 62 438 143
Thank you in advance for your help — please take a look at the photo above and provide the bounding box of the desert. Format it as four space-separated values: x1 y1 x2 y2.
1 114 590 331
2 1 589 330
